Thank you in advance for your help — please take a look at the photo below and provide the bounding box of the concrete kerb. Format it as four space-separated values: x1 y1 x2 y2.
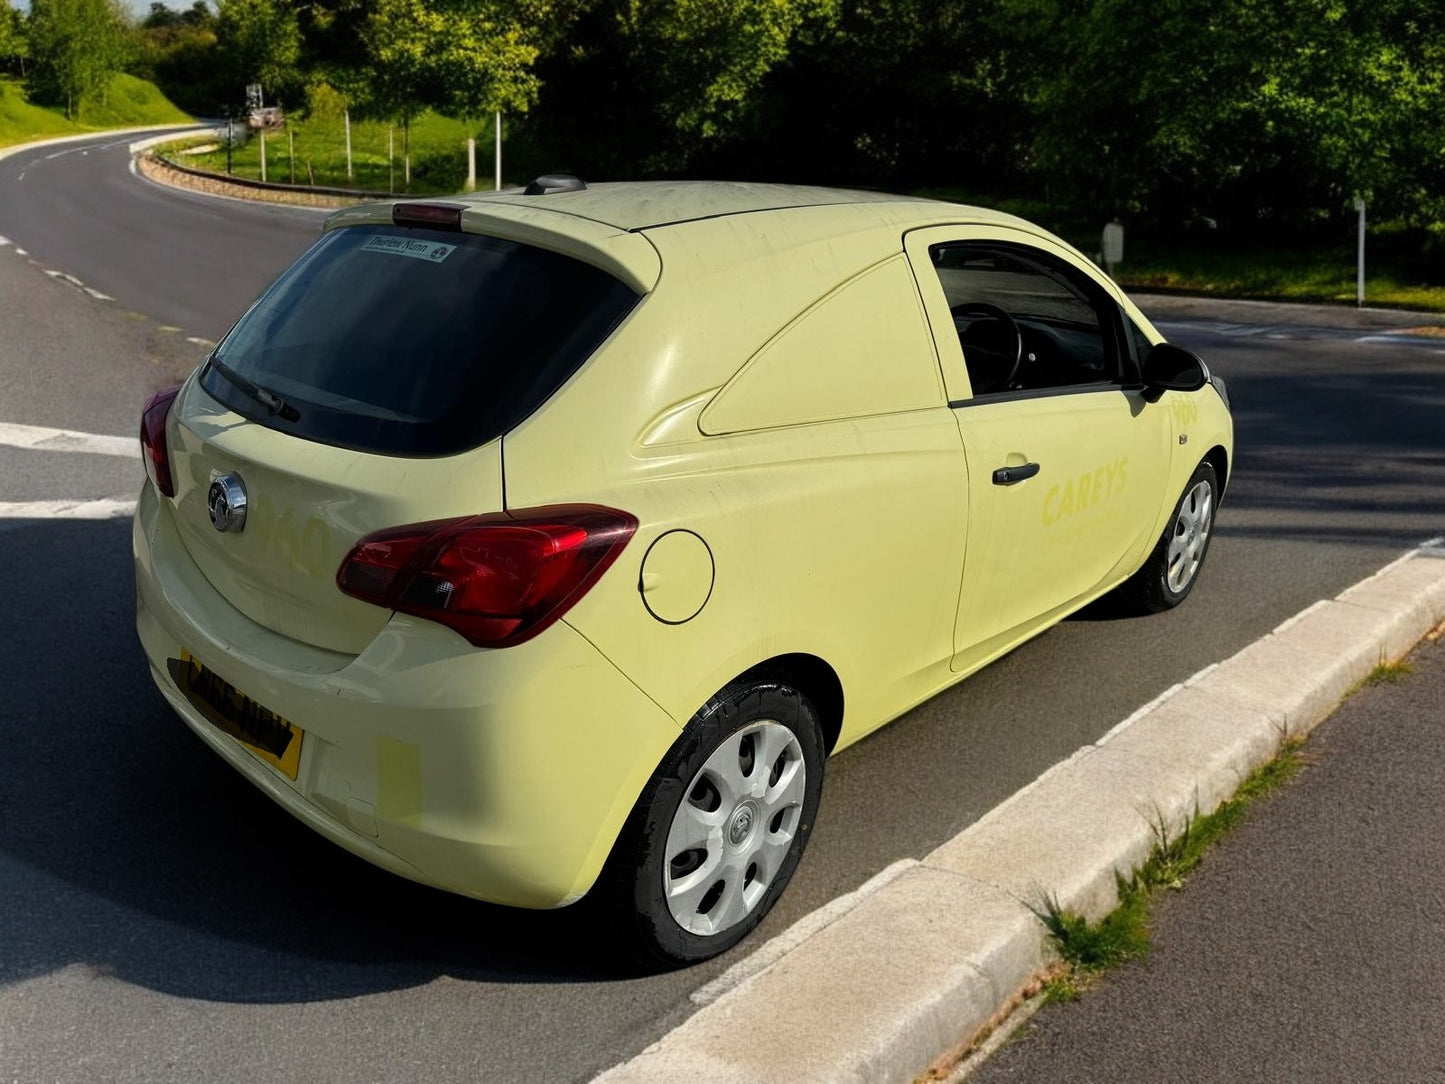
593 550 1445 1084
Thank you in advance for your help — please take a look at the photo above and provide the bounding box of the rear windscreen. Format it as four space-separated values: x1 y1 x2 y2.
199 224 640 456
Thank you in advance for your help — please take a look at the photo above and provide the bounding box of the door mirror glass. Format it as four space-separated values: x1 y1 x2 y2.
1143 342 1207 399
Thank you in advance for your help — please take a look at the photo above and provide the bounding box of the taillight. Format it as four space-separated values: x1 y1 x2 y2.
140 385 181 498
337 505 638 648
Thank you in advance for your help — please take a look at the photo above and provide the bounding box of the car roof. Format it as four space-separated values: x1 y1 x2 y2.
441 180 1020 234
325 181 1045 295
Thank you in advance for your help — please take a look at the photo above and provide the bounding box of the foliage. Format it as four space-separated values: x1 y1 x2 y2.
133 2 220 113
214 0 302 109
522 0 836 175
0 4 28 78
360 0 553 123
1015 0 1445 230
26 0 131 119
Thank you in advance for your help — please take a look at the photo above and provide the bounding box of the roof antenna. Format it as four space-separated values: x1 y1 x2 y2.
524 174 587 195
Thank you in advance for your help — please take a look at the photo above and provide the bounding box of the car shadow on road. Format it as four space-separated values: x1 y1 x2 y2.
0 518 634 1003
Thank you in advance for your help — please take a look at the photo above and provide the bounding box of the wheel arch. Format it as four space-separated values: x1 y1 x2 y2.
734 652 845 755
1204 443 1229 497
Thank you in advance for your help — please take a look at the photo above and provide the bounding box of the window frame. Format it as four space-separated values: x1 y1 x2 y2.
902 226 1141 405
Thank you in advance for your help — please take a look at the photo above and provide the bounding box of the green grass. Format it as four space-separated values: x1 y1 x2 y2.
0 79 79 147
1 74 191 149
77 72 191 128
1034 738 1306 1001
173 110 497 196
1111 240 1445 314
1356 659 1414 690
910 187 1445 314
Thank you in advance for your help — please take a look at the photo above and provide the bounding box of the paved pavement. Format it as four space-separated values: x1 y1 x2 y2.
971 623 1445 1083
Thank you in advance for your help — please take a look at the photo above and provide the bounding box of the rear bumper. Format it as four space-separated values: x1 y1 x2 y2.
133 482 681 908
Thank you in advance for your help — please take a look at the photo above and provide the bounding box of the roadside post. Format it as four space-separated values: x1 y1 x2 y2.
495 111 502 190
344 108 353 181
1356 197 1367 307
467 138 476 191
259 128 266 182
1102 218 1124 277
225 114 233 174
288 126 295 185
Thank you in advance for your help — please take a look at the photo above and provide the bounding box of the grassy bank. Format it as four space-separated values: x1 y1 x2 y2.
0 74 191 149
173 111 496 196
913 187 1445 313
1112 239 1445 313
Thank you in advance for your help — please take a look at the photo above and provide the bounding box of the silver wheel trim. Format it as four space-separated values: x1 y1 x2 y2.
1166 479 1214 594
663 719 807 937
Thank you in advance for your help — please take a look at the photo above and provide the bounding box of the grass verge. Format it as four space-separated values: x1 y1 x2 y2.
1112 241 1445 314
172 110 495 196
1033 738 1306 1002
1 74 191 150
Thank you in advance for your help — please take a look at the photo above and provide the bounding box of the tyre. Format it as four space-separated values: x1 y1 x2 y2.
602 676 825 968
1117 460 1219 614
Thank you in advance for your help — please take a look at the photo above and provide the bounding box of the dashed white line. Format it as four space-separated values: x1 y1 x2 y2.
0 421 139 458
43 268 86 288
83 287 114 302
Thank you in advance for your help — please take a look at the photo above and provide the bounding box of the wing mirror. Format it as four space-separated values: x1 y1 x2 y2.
1142 342 1208 401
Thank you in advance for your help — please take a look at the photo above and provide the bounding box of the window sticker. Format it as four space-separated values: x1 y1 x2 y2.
360 234 457 263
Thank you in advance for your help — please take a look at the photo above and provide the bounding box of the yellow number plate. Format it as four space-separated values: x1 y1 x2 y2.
168 650 303 780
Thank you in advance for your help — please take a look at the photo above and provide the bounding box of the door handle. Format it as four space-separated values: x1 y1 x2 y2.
992 462 1040 486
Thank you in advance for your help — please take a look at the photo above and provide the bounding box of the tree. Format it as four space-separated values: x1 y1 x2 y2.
1014 0 1445 230
135 0 218 112
0 4 29 78
26 0 130 118
524 0 836 176
361 0 549 123
214 0 301 108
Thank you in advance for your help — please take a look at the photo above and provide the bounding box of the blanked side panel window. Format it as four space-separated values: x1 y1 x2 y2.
699 256 943 435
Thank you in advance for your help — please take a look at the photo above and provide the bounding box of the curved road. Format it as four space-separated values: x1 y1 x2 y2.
0 129 322 340
2 130 1444 1083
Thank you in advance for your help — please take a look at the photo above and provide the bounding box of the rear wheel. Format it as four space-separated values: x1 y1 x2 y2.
1117 460 1219 613
603 676 825 967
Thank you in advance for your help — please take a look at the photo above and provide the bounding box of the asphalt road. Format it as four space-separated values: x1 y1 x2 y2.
972 630 1445 1083
0 129 324 341
1 131 1443 1083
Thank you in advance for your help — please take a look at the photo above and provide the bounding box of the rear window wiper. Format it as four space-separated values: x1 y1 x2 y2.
206 357 300 421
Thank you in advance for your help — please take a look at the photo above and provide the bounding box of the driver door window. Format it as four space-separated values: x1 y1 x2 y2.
929 245 1120 397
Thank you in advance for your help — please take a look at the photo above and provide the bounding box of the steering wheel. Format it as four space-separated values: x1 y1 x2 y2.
950 301 1024 393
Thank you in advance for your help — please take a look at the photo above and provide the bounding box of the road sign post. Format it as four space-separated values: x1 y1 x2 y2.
1356 198 1366 308
1102 219 1124 277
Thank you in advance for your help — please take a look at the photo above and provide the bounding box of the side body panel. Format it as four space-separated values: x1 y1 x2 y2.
505 214 971 751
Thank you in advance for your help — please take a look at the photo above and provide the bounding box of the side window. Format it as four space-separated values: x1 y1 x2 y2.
928 244 1124 397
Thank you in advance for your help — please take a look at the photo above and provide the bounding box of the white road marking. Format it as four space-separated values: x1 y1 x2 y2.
83 287 114 301
0 498 136 526
0 236 9 246
0 421 139 459
186 337 214 347
43 268 85 288
14 247 26 255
